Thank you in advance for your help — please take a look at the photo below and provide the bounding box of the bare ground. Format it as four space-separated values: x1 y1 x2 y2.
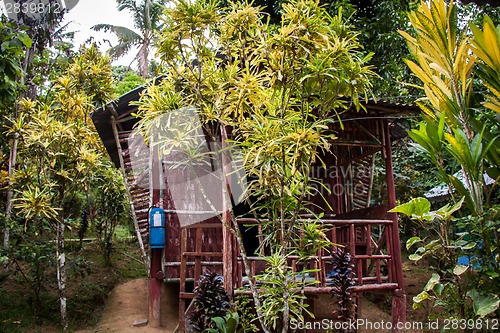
75 279 179 333
74 259 430 333
74 279 409 333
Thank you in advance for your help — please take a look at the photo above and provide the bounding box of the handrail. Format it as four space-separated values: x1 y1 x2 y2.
236 217 393 225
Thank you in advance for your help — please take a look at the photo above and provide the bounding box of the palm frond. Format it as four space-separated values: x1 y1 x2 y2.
108 42 135 59
92 24 142 44
116 0 138 13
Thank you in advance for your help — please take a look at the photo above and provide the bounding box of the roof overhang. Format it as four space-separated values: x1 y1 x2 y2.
92 83 421 168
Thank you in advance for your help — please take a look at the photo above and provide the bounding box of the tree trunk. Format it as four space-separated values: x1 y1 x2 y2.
56 219 68 331
3 134 19 248
138 42 149 79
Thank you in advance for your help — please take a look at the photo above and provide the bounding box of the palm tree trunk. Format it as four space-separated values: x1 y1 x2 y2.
138 42 149 78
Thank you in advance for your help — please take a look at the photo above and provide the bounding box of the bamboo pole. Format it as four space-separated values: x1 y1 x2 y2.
111 116 148 268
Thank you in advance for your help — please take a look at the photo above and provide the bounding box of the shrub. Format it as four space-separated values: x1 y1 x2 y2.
189 272 231 332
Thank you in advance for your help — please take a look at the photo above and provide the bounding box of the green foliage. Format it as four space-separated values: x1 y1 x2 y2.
470 15 500 114
114 70 146 96
390 197 432 219
88 166 130 266
189 272 232 332
7 0 69 102
390 196 463 222
4 44 117 330
295 219 333 260
467 289 500 318
0 18 31 114
92 0 165 77
400 0 500 214
255 254 314 331
393 197 487 318
456 205 500 301
0 282 59 332
400 1 476 118
399 0 500 321
225 0 497 98
411 273 444 310
0 285 40 332
394 195 500 319
233 296 259 333
336 0 419 97
139 1 376 331
67 44 116 108
329 248 356 322
0 238 146 332
205 312 242 333
8 238 55 317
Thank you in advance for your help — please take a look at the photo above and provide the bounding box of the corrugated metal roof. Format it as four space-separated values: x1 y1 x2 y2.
424 170 495 201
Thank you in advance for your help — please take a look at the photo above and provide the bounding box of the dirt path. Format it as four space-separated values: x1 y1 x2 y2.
75 279 179 333
75 279 393 333
76 268 426 333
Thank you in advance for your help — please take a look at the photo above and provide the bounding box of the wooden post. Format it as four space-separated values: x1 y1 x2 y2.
179 228 188 332
149 143 163 328
384 120 407 331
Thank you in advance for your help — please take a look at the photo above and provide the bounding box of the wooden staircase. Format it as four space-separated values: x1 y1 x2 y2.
111 126 150 266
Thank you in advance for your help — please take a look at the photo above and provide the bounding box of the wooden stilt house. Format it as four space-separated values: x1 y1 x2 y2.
92 84 418 332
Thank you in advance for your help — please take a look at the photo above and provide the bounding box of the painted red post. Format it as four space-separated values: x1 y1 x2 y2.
384 120 407 331
149 144 163 328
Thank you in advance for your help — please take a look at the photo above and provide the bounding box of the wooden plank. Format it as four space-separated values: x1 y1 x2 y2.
182 223 223 229
118 130 133 138
179 292 196 299
385 119 405 288
332 140 384 147
165 261 223 266
357 258 363 286
318 248 326 286
236 218 394 225
361 276 389 283
353 254 391 260
350 283 399 292
233 283 399 295
182 252 224 257
165 210 224 215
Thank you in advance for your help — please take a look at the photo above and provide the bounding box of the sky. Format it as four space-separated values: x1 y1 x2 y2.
62 0 139 68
